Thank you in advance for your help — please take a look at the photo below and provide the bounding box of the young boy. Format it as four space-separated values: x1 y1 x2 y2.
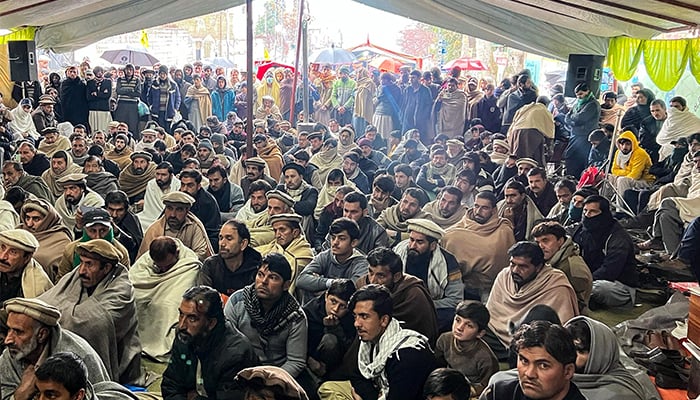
435 301 500 396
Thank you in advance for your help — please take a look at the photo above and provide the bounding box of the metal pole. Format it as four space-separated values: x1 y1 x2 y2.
302 12 309 123
246 0 253 157
289 0 304 124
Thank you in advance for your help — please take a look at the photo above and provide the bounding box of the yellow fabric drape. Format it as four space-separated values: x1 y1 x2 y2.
643 39 689 91
608 36 700 91
0 27 36 44
607 37 643 82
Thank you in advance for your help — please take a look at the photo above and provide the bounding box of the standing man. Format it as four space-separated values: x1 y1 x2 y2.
433 78 467 139
86 66 113 133
60 66 89 131
161 285 259 400
330 66 356 127
148 65 181 133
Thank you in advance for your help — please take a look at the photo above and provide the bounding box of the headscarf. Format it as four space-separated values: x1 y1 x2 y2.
9 101 39 139
313 168 356 220
337 127 359 155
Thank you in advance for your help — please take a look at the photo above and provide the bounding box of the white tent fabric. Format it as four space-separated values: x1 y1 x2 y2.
1 0 698 60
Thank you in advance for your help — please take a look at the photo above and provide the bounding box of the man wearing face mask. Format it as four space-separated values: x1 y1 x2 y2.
571 195 638 310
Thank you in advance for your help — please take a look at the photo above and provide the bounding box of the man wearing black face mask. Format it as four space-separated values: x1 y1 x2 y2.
571 195 638 310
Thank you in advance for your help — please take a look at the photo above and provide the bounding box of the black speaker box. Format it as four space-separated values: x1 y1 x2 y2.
8 40 38 82
565 54 604 98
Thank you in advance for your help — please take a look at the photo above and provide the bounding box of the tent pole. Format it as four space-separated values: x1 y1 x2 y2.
290 0 304 124
302 7 309 123
246 0 253 156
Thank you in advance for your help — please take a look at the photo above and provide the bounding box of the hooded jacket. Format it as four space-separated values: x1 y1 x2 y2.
611 130 655 182
547 237 593 311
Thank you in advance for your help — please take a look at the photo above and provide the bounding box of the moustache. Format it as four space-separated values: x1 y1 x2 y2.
79 274 90 280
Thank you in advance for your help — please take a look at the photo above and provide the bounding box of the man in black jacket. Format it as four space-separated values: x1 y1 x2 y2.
162 285 259 400
86 66 113 133
180 168 222 252
571 195 638 310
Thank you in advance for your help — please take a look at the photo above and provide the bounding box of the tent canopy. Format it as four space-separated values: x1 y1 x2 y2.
0 0 698 59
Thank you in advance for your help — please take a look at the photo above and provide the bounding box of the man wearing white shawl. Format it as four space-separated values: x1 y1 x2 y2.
129 236 200 362
656 104 700 161
9 98 39 140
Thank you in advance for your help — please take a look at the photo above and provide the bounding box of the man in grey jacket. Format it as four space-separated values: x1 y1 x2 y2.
224 253 307 378
297 217 369 300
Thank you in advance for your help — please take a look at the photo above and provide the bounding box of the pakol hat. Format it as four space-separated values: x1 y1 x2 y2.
57 173 87 186
407 218 445 241
515 158 538 168
130 151 152 162
76 239 121 263
0 229 40 253
161 191 195 206
269 213 303 227
4 298 60 326
266 190 295 208
245 157 267 169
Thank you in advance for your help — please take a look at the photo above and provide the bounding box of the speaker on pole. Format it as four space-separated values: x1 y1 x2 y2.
565 54 604 98
8 40 38 82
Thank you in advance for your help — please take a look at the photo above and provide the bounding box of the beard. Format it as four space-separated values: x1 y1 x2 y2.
167 217 184 230
156 177 172 189
134 167 145 175
8 333 39 361
251 202 266 213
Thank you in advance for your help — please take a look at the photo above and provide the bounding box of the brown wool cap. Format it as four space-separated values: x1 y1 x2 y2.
5 297 61 326
76 239 121 263
161 191 195 206
0 229 40 253
407 218 445 241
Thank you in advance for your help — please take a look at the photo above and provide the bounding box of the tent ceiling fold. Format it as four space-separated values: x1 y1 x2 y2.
0 0 698 60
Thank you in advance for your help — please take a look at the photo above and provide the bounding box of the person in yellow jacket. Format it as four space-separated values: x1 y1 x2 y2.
608 130 655 194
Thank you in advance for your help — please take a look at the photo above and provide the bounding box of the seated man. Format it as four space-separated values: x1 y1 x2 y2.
297 218 368 300
118 151 157 204
572 195 639 310
17 141 49 177
105 190 143 264
393 218 463 331
56 208 130 281
137 161 180 231
0 229 52 302
302 279 357 379
639 150 700 255
83 155 120 199
319 284 435 400
525 167 557 216
162 286 259 400
54 173 104 234
442 191 515 301
481 321 585 400
608 130 655 195
546 179 577 224
356 247 439 344
206 164 245 221
179 168 222 252
255 213 313 295
377 187 429 247
1 298 110 400
342 152 370 194
198 219 262 297
3 161 52 203
277 163 319 239
454 169 478 207
366 174 398 220
235 179 273 222
421 186 466 229
41 150 83 201
564 316 656 400
39 240 143 385
224 253 307 378
246 190 296 247
18 199 73 281
497 179 543 241
532 221 593 312
240 157 276 199
417 148 456 197
329 191 389 255
486 242 579 360
139 191 213 261
129 236 201 362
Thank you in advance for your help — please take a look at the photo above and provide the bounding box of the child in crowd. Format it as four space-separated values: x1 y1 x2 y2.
434 301 500 396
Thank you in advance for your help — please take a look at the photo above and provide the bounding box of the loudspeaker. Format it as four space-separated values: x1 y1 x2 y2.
565 54 604 98
8 40 38 82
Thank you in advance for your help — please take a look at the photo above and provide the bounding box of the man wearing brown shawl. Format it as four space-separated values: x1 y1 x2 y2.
119 151 156 204
465 77 484 122
421 186 466 229
18 199 73 282
377 187 429 247
37 126 71 157
41 150 82 201
352 67 375 135
185 75 212 130
105 134 133 170
253 134 284 182
485 241 578 357
442 191 515 301
433 78 467 139
39 239 144 385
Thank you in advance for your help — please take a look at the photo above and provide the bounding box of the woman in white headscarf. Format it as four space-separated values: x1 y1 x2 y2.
9 98 39 140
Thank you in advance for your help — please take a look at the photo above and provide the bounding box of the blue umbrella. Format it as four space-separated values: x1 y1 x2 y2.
311 46 357 65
